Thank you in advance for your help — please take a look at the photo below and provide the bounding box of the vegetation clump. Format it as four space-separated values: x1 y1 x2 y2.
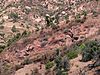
11 25 17 32
54 49 70 75
45 14 59 29
66 50 78 59
45 61 54 69
9 12 19 22
81 40 100 62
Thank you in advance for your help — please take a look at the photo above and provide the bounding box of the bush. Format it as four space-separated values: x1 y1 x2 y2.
92 11 98 17
81 10 87 16
0 25 4 29
9 12 19 22
11 25 17 32
7 33 21 46
62 57 70 71
66 50 78 59
22 30 30 37
75 14 86 23
0 45 5 53
21 58 32 65
0 32 5 37
45 61 54 69
54 56 62 69
0 19 4 25
45 14 58 29
81 40 100 62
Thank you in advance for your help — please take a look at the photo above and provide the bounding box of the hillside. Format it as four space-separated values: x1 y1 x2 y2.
0 0 100 75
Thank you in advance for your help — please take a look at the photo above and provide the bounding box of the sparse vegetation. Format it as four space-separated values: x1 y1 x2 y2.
0 0 100 75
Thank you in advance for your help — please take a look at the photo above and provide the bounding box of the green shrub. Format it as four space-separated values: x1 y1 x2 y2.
56 69 63 75
62 57 70 71
81 10 87 16
0 32 5 37
45 61 54 69
11 25 17 32
81 40 100 62
0 45 5 53
9 12 19 22
45 14 58 29
7 33 21 46
66 50 78 59
54 56 62 69
92 11 98 17
22 30 30 37
75 14 86 23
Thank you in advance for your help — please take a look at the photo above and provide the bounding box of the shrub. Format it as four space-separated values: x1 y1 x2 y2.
21 58 32 65
45 61 54 69
11 25 17 32
56 48 60 56
0 25 4 29
92 11 98 17
0 19 4 25
81 10 87 16
0 32 5 37
56 69 63 75
45 14 58 29
66 50 78 59
54 56 62 69
7 33 21 46
54 56 70 72
62 57 70 71
9 12 19 22
75 14 86 23
0 45 5 53
81 40 100 62
22 30 30 37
